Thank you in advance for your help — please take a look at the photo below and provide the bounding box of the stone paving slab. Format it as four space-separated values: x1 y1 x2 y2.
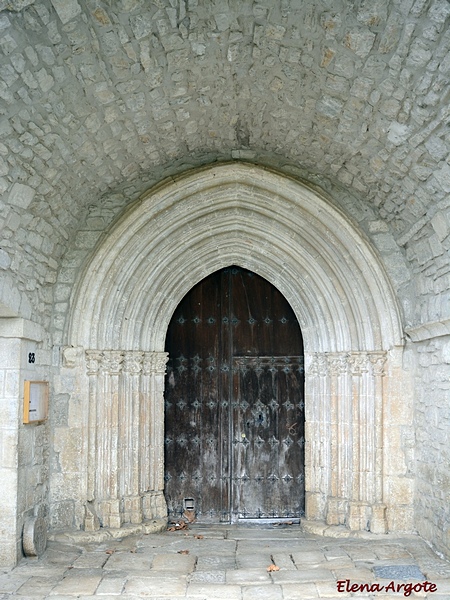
195 556 236 570
281 582 321 599
189 569 226 583
373 545 415 560
242 583 284 599
45 547 83 565
103 552 153 572
185 582 242 598
229 527 307 540
2 524 450 599
9 563 69 578
48 570 104 596
124 575 187 596
156 537 237 557
236 554 275 568
291 550 328 565
331 566 376 581
95 575 127 595
151 553 197 572
0 574 29 593
170 527 228 539
15 575 58 596
321 557 355 569
271 568 335 584
226 567 272 585
271 552 297 569
73 553 110 569
238 540 320 555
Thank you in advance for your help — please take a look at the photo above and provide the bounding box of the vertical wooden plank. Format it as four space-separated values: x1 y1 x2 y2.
230 266 304 520
164 270 226 520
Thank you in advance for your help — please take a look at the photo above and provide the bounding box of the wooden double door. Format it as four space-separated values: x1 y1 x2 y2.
164 267 305 522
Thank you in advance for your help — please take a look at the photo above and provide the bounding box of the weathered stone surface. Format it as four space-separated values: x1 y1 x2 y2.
124 575 187 596
225 569 271 585
48 570 103 596
22 516 47 557
151 553 197 573
0 0 449 571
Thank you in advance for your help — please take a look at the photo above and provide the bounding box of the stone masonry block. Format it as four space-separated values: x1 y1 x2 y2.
50 0 81 23
7 183 35 209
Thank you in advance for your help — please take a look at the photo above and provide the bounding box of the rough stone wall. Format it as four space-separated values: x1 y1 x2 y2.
0 0 449 327
0 0 449 562
414 335 450 557
0 319 50 565
0 334 22 566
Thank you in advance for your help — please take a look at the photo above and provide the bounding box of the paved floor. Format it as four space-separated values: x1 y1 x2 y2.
2 522 450 599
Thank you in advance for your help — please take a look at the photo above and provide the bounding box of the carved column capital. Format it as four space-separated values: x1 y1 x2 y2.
327 353 349 376
348 352 369 375
85 350 103 375
154 351 169 374
142 351 169 375
63 346 84 368
369 352 387 377
123 351 144 374
308 353 328 377
100 350 123 374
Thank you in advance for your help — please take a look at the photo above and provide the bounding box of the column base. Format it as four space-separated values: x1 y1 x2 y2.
305 491 327 521
143 491 168 520
370 503 388 534
326 497 348 526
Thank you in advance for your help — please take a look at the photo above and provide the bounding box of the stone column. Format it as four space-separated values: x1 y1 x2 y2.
326 353 351 526
369 351 387 534
84 350 168 530
141 351 169 520
121 351 144 524
305 352 330 521
346 351 387 532
85 351 101 503
305 350 388 532
347 352 369 531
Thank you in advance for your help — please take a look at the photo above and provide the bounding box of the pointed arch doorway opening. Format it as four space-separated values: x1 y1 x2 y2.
164 266 305 523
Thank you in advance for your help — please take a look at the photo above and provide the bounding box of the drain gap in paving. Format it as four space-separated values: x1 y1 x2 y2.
373 565 425 580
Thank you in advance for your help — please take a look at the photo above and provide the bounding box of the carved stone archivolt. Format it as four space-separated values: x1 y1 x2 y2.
306 351 387 533
84 350 168 529
64 166 410 535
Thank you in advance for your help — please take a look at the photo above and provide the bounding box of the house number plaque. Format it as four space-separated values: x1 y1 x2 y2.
23 381 49 424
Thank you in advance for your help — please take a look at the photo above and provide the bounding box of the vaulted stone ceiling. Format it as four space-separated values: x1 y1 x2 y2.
0 0 449 328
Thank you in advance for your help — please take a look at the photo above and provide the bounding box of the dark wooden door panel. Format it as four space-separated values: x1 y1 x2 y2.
230 268 303 357
164 267 304 522
232 357 304 519
164 270 229 520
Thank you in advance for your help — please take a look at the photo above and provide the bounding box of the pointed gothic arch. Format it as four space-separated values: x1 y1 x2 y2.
63 163 408 533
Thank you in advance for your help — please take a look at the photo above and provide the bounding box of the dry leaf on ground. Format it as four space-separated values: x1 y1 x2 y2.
167 520 189 532
266 564 280 572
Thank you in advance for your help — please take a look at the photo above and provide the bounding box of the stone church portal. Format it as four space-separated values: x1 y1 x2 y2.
164 266 305 522
63 164 405 538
